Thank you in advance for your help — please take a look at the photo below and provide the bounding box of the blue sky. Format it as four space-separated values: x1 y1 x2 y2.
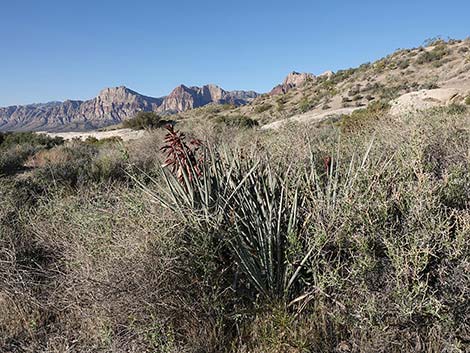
1 0 469 106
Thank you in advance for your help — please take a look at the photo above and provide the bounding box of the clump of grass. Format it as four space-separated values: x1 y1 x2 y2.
0 132 64 175
122 111 164 130
416 44 449 65
215 115 258 128
254 103 272 114
338 101 390 133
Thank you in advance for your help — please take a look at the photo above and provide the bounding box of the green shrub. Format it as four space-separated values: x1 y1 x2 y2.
416 44 449 65
2 105 469 351
339 101 390 133
84 136 123 147
445 103 467 115
215 115 258 128
299 97 312 113
32 142 129 186
465 96 470 105
0 145 35 175
123 111 162 130
0 132 64 175
0 132 63 150
254 103 272 114
397 59 410 69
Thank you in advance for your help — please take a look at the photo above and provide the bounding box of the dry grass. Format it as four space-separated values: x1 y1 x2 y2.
0 106 469 352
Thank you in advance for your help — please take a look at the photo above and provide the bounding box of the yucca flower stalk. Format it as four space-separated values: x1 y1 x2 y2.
135 127 376 303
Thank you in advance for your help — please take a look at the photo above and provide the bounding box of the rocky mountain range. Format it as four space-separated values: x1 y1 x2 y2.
0 84 259 132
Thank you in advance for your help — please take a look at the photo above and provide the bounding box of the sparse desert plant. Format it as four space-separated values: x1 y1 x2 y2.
0 131 63 150
0 132 64 175
465 95 470 105
84 135 123 146
123 111 163 130
215 115 258 128
416 44 449 65
444 103 467 115
138 126 379 304
299 96 312 113
338 101 390 133
254 103 272 114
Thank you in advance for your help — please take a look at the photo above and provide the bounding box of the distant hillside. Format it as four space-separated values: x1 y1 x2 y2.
175 38 470 128
0 85 259 132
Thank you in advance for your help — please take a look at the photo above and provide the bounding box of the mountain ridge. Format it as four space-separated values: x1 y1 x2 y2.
0 84 259 132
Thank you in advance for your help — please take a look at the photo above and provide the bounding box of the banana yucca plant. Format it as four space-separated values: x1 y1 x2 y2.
135 127 376 302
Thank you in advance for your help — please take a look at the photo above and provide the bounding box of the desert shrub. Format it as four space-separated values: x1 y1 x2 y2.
254 103 272 114
0 145 35 175
123 111 162 130
299 97 312 113
338 101 390 133
0 132 63 150
215 115 258 128
203 103 235 113
32 143 98 186
416 44 449 65
0 132 64 175
420 81 440 90
445 103 467 115
465 96 470 105
397 59 410 69
32 142 129 186
84 135 123 146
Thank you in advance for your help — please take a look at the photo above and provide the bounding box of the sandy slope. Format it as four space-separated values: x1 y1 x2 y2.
261 107 361 130
40 128 147 141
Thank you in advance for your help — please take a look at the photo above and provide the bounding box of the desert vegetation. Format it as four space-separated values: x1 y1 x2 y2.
0 103 469 352
122 111 165 130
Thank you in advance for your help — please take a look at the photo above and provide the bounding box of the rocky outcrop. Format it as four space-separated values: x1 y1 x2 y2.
270 72 316 95
319 70 334 79
158 84 258 113
389 88 463 116
0 85 258 132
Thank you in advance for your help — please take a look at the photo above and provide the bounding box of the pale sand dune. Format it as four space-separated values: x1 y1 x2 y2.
39 128 148 141
261 107 361 130
389 88 464 116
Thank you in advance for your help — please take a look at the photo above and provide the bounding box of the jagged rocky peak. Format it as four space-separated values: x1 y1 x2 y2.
270 71 316 95
319 70 334 79
158 84 259 113
0 83 259 132
97 86 142 103
283 71 316 86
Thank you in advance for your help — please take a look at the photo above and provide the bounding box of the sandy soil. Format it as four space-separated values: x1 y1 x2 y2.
40 128 148 141
389 88 464 116
261 107 361 130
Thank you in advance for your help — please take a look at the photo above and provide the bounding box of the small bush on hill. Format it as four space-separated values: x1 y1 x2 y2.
416 44 449 65
254 103 272 114
339 101 390 133
0 132 64 175
445 103 467 115
123 111 163 130
299 97 312 113
32 142 129 186
84 136 123 146
215 115 259 128
0 132 63 150
465 96 470 105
